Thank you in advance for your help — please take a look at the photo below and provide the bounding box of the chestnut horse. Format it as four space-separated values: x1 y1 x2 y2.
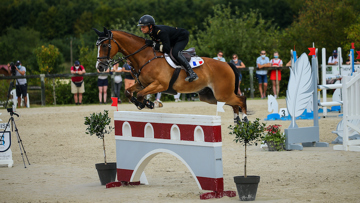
94 27 248 123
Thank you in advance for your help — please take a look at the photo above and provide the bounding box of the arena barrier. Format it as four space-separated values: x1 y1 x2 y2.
333 72 360 151
107 111 236 200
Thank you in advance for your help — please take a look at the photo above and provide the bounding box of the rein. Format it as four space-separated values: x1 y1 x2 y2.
96 30 164 88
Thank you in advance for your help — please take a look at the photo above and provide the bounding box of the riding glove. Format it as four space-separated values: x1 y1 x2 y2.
145 40 154 47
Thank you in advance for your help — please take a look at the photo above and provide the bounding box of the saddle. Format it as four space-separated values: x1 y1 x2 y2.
169 47 196 65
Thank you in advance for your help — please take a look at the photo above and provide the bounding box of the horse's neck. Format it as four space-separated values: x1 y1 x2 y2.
112 31 151 69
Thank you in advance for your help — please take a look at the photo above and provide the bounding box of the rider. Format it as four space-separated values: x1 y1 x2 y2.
138 15 199 82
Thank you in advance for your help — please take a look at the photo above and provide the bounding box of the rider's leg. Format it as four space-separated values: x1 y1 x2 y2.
172 39 198 82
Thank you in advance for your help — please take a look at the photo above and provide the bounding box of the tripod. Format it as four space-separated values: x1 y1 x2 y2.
1 110 30 168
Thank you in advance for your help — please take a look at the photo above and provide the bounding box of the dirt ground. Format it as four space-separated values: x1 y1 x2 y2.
0 99 359 203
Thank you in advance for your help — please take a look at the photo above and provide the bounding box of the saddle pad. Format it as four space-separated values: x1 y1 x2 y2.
164 53 204 69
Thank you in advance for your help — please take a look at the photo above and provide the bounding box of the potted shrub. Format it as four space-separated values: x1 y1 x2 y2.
263 124 285 151
228 118 266 201
84 110 116 185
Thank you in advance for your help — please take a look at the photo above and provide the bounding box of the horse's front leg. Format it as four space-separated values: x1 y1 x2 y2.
125 83 145 109
136 81 167 109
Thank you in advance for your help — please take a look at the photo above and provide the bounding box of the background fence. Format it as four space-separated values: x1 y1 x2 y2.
0 66 291 106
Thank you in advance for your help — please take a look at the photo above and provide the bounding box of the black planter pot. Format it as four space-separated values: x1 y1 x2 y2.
234 176 260 201
95 162 117 185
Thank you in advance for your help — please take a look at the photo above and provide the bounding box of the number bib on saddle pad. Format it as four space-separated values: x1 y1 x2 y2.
164 53 205 69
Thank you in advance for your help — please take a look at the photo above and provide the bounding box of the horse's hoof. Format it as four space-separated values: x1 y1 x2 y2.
154 100 163 108
243 117 249 123
144 99 154 109
234 116 241 125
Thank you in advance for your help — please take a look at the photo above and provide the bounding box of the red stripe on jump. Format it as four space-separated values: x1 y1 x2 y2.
197 177 224 192
114 120 222 142
117 168 133 182
152 123 172 139
114 120 124 136
130 121 146 137
178 124 196 141
202 126 222 142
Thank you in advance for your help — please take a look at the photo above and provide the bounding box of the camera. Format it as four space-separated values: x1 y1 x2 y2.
9 62 17 76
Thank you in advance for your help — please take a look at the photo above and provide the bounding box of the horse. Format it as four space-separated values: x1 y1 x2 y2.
93 27 248 123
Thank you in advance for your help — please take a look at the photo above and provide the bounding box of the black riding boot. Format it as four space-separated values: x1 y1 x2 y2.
177 52 199 82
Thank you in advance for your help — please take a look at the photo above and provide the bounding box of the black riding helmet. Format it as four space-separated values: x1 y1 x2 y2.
137 15 155 26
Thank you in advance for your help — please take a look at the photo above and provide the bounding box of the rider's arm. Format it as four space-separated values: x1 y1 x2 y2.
155 31 171 53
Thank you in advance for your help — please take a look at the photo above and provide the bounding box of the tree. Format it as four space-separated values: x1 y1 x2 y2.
34 44 61 74
281 0 357 58
190 4 279 65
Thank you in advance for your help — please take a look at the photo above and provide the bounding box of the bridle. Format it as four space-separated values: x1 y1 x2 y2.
95 30 164 88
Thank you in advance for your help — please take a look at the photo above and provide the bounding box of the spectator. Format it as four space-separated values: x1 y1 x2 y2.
230 54 246 95
122 59 135 102
70 60 86 105
269 52 283 98
14 60 27 107
256 50 271 99
111 63 123 103
346 54 360 65
97 63 110 104
328 50 342 65
213 51 226 62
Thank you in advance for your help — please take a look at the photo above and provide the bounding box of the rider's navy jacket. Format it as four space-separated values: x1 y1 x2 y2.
148 25 189 54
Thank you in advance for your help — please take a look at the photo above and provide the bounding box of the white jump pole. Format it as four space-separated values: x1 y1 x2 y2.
321 48 327 116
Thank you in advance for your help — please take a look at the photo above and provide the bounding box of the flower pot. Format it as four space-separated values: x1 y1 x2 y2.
267 141 284 151
233 176 260 201
95 162 117 185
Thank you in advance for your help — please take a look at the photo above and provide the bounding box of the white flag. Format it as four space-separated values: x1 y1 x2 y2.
216 102 225 113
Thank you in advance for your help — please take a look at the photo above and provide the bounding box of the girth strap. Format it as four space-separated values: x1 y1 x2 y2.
161 68 181 95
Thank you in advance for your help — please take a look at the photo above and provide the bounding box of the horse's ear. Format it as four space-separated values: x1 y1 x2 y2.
93 28 102 36
103 27 109 35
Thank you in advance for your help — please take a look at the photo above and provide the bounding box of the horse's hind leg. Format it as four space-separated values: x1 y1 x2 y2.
198 87 217 104
226 95 248 123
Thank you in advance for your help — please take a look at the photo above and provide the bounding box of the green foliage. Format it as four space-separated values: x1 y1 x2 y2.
84 110 113 139
190 5 279 65
263 124 285 151
281 0 358 58
229 118 266 177
54 80 73 105
34 44 61 73
84 110 113 163
0 27 40 72
229 118 266 145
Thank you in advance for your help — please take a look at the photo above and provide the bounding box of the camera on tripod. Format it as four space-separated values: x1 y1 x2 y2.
9 62 17 76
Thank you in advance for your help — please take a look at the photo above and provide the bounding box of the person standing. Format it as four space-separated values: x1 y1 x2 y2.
213 51 226 62
122 59 135 102
70 60 86 105
14 60 27 108
230 54 246 95
97 64 110 104
328 50 343 65
269 52 283 98
256 50 271 99
111 63 123 103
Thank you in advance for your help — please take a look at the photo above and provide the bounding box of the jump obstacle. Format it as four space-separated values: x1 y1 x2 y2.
107 111 236 200
285 47 360 151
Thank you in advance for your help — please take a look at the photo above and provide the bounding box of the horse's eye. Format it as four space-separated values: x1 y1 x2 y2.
102 44 107 48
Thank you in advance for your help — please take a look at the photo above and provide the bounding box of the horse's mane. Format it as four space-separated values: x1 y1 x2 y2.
111 29 146 40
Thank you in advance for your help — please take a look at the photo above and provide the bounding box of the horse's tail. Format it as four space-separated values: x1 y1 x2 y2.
227 62 239 95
